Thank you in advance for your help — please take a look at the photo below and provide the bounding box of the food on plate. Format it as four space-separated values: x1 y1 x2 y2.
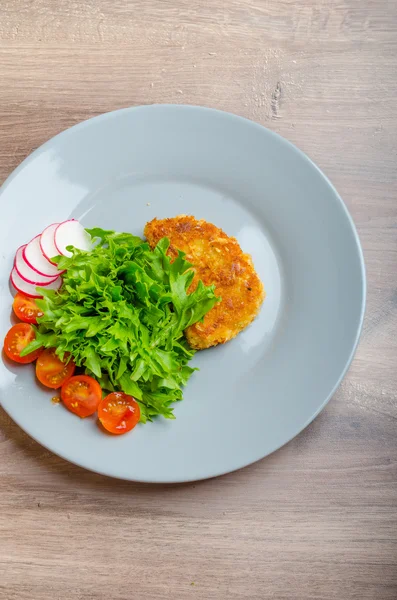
10 218 93 299
14 246 59 285
54 219 91 257
40 223 60 265
35 348 76 389
61 375 102 418
98 392 141 434
5 215 265 436
144 215 265 349
10 267 50 298
13 293 44 324
21 227 219 422
3 323 42 364
23 235 60 278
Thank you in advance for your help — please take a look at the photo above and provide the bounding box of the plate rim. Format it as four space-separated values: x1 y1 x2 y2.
0 104 367 482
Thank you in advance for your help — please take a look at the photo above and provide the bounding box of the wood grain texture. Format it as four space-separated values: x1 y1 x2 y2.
0 1 396 599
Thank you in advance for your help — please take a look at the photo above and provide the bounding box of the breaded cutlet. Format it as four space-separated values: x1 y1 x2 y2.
144 215 265 350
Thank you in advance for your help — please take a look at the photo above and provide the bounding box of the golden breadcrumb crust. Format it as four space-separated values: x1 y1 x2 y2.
144 215 265 349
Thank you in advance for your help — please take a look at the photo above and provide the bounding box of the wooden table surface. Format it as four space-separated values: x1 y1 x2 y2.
1 2 396 599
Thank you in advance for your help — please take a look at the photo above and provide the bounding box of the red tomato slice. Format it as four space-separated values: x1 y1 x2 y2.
36 348 75 389
13 292 44 324
98 392 140 435
61 375 102 418
3 323 42 364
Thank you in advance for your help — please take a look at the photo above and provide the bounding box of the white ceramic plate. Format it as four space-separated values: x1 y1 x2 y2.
0 105 365 482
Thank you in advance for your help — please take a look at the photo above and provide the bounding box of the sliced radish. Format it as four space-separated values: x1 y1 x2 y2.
11 268 62 298
11 268 43 298
40 222 60 265
55 219 92 257
23 235 60 277
14 246 59 286
42 276 62 292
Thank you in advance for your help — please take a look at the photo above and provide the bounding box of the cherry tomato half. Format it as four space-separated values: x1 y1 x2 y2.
3 323 42 364
13 292 44 324
36 348 75 389
61 375 102 418
98 392 140 435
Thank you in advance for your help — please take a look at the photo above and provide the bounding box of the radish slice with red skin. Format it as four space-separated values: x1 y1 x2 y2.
23 236 60 277
40 223 60 265
11 268 62 298
11 268 43 298
14 246 59 286
42 276 62 291
54 219 91 257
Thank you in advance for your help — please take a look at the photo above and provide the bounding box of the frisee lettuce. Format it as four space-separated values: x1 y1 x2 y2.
22 228 220 422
